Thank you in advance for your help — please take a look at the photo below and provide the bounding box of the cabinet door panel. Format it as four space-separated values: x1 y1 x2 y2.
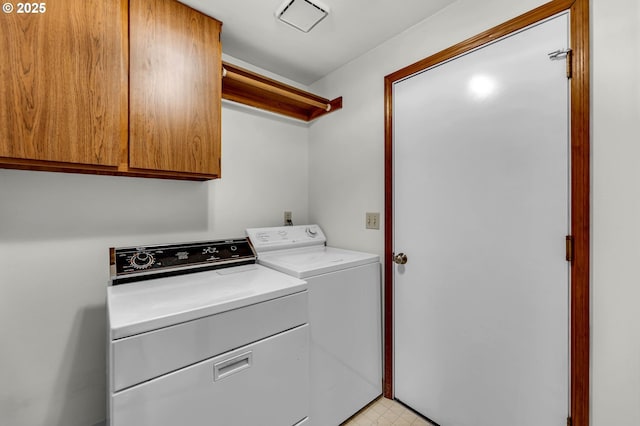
0 0 125 166
129 0 221 176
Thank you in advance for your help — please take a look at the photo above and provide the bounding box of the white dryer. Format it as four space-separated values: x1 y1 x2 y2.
246 225 382 426
107 238 310 426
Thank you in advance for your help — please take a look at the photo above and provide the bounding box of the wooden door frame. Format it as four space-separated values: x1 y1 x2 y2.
383 1 589 425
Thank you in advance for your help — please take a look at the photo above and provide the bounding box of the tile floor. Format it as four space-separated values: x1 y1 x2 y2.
341 397 435 426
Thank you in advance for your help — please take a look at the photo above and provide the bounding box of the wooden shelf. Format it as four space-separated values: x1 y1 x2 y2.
221 62 342 122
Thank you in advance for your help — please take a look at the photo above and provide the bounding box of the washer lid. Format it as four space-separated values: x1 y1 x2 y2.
246 224 326 252
107 264 307 339
257 245 379 279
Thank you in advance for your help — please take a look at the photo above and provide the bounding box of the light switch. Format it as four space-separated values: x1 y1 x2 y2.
366 212 380 230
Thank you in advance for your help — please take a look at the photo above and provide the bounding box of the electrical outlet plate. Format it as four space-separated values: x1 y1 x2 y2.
366 212 380 230
284 211 292 225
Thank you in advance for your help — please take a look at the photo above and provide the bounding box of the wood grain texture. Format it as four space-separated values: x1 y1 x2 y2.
569 1 590 425
383 72 394 400
221 62 341 122
0 0 125 166
129 0 221 176
119 0 131 172
224 69 329 110
383 1 590 424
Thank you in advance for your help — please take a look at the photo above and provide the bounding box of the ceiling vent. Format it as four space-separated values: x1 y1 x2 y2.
275 0 330 33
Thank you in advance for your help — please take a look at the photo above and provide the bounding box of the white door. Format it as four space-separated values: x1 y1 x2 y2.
393 13 570 426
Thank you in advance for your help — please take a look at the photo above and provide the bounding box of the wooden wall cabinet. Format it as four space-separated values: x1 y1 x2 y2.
128 0 221 179
0 0 125 171
0 0 222 180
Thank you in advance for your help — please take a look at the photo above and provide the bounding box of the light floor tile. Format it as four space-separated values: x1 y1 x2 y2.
341 397 436 426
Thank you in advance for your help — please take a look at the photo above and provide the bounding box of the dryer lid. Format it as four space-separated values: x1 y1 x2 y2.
107 264 307 339
246 224 326 252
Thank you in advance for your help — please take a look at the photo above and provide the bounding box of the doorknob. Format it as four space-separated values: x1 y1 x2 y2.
394 253 408 265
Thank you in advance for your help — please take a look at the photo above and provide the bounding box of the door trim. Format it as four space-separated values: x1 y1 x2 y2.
383 1 589 425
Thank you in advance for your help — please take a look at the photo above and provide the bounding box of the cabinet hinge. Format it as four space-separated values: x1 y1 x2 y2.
567 416 573 426
566 235 574 262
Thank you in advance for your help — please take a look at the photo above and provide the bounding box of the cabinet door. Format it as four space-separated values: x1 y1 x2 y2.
0 0 125 167
129 0 222 177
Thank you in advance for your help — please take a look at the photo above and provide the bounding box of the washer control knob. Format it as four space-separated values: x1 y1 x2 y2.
130 252 155 270
306 227 318 237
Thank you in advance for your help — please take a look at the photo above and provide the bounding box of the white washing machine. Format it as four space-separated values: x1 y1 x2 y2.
107 238 310 426
246 225 382 426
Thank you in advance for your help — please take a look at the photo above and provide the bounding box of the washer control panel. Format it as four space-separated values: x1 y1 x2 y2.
246 224 326 252
110 239 255 285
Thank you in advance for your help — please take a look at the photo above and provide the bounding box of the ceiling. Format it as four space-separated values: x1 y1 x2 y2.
179 0 458 85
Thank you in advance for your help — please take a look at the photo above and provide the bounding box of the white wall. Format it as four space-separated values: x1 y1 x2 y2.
591 0 640 425
309 0 640 425
0 101 309 425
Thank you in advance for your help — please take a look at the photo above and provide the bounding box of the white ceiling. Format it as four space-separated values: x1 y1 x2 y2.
179 0 458 85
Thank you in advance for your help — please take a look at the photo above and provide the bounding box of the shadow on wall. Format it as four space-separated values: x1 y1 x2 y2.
0 169 209 241
46 304 107 426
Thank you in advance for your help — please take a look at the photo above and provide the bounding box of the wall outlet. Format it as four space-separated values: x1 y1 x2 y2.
366 212 380 230
284 211 293 225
